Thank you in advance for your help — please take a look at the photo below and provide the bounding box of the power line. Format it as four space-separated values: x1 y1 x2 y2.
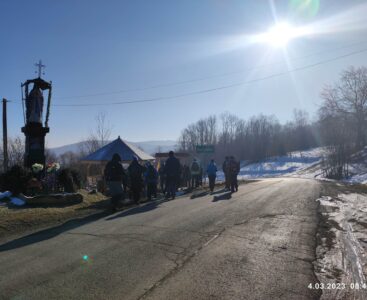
50 47 367 107
54 40 367 100
8 47 367 108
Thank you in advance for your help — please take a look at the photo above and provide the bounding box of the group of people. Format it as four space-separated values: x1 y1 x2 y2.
162 158 204 191
104 151 239 211
103 151 181 211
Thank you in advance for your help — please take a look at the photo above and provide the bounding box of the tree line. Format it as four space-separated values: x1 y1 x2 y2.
178 110 318 163
178 66 367 179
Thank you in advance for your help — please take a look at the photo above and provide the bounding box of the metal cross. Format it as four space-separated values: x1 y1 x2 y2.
34 60 46 78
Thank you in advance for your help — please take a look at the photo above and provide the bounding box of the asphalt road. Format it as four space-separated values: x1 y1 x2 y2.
0 178 321 300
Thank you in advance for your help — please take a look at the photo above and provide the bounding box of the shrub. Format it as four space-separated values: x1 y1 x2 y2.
0 165 32 196
70 169 82 189
57 168 82 193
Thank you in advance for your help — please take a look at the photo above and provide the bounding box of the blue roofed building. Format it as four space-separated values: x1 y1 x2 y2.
81 136 154 163
81 136 154 188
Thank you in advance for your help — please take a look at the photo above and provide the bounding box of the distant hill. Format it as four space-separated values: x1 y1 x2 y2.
49 140 178 157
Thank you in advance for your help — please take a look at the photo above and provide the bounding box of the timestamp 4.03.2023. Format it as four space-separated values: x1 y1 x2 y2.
308 283 367 290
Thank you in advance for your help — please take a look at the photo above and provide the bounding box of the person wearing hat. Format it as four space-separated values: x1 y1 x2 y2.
104 153 127 211
128 156 146 204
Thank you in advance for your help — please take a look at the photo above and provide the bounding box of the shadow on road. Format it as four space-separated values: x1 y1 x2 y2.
0 211 110 252
210 188 227 195
105 201 160 221
212 191 232 202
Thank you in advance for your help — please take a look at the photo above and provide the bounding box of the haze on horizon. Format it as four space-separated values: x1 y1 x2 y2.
2 0 367 148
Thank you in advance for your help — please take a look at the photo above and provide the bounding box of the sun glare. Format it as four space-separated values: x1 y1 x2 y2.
254 22 311 48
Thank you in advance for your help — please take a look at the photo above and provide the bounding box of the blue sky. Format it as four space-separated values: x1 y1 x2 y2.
1 0 367 147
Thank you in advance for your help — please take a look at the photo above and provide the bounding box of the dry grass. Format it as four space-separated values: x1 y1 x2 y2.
0 190 108 240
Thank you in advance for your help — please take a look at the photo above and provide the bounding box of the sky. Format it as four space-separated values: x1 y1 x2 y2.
1 0 367 147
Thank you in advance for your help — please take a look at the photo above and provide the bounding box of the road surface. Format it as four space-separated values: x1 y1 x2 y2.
0 178 321 300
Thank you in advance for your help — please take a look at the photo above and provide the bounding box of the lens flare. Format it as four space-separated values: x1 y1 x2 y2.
252 22 312 48
289 0 320 18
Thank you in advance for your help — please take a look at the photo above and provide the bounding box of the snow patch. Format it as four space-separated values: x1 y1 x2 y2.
315 194 367 299
217 147 325 181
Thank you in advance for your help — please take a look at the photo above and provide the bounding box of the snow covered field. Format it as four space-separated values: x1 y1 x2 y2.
217 147 325 181
216 146 367 185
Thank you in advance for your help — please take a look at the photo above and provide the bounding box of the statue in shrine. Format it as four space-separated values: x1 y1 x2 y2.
27 83 44 124
21 60 52 168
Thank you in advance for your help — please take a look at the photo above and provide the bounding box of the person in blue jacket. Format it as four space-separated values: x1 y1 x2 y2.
206 159 218 193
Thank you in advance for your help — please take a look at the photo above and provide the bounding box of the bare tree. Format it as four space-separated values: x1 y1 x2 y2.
321 66 367 149
83 111 113 154
178 115 217 153
8 137 25 167
178 113 301 164
319 112 353 179
59 151 81 167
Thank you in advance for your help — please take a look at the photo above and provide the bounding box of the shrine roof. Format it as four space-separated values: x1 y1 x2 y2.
81 136 154 163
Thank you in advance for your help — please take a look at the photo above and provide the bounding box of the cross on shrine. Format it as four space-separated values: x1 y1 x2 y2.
34 60 46 78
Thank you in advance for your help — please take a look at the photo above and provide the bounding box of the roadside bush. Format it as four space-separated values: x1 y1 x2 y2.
70 169 82 189
0 165 32 196
57 168 81 193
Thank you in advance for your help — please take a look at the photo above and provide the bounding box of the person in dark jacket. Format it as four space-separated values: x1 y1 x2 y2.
229 156 240 193
158 161 166 193
104 153 127 211
206 159 218 193
164 151 181 200
145 162 158 201
128 156 146 204
182 164 191 189
235 159 240 192
191 159 201 188
222 156 230 191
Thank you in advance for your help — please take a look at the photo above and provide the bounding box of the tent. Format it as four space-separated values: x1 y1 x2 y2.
81 136 154 163
80 136 154 188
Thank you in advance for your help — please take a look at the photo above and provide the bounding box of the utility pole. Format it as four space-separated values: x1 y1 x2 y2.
2 98 8 172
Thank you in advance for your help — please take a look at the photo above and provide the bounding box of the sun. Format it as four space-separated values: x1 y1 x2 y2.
266 22 295 47
254 21 311 48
